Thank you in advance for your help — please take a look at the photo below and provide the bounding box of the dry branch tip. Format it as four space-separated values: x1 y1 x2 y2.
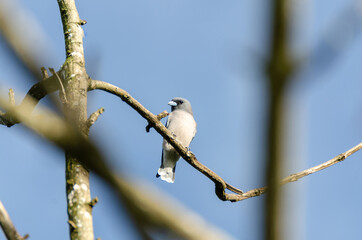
40 67 49 80
89 197 99 208
8 89 15 106
85 107 105 134
79 19 87 25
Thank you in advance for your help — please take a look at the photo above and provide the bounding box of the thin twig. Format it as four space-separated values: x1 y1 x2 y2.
0 75 60 127
281 143 362 184
49 68 68 104
40 67 49 80
8 89 15 106
89 197 99 208
0 89 16 126
0 201 27 240
85 107 105 135
146 110 168 132
228 143 362 201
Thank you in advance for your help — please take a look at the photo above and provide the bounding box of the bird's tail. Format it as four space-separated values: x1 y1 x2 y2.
156 167 175 183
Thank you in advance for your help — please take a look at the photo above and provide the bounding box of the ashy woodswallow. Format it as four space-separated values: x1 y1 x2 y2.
156 97 197 183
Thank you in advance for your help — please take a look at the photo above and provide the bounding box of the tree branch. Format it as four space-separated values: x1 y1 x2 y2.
88 79 362 202
0 74 60 127
85 108 105 135
224 143 362 201
280 143 362 184
0 0 52 80
89 79 245 198
0 201 28 240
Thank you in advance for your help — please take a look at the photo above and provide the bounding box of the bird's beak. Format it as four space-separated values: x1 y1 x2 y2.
168 100 177 107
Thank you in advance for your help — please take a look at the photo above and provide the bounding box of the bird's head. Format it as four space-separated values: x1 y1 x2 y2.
168 97 193 115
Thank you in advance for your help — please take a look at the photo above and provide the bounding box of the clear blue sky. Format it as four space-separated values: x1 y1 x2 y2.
1 0 362 239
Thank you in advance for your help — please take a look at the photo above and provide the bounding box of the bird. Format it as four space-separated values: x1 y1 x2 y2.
156 97 197 183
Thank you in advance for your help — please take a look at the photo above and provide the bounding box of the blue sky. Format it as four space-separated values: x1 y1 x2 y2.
1 0 362 239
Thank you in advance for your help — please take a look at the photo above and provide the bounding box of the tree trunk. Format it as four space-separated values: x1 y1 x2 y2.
57 0 94 239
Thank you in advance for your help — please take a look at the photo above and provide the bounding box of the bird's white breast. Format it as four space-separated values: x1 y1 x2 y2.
163 110 196 151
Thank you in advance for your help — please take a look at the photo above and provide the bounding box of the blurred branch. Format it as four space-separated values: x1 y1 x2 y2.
8 89 15 106
304 1 362 79
0 93 234 240
0 201 28 240
0 73 60 127
265 0 295 239
0 0 53 80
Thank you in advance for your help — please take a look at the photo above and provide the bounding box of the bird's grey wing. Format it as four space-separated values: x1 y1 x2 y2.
160 149 164 167
191 126 197 141
159 115 170 169
165 114 172 128
156 150 164 178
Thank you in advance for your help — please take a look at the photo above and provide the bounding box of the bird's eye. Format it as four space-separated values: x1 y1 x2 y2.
179 100 183 104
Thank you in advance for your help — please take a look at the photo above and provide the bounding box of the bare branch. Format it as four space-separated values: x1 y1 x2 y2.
0 201 27 240
227 143 362 201
85 108 105 135
88 79 362 202
0 75 60 127
281 143 362 184
88 79 244 198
